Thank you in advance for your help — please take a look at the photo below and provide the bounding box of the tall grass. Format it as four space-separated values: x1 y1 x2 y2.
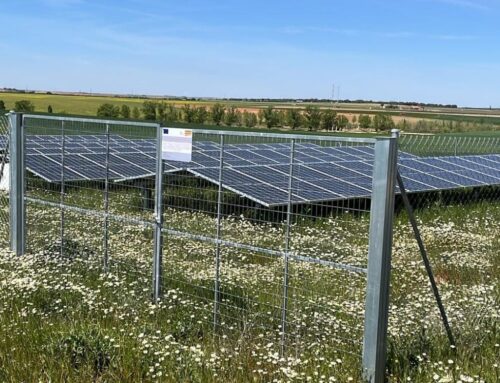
0 185 499 382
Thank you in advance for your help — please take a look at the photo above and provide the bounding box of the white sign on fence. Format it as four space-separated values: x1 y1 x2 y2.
161 128 193 162
0 163 9 192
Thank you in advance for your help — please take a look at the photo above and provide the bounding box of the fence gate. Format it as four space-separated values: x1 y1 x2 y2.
157 130 397 383
9 113 397 383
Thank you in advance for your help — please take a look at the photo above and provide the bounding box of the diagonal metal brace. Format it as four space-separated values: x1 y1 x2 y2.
396 170 455 346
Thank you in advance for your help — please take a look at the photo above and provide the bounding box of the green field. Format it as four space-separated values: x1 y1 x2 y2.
2 91 500 136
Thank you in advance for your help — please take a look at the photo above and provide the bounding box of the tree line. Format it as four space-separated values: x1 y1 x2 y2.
9 98 490 133
96 101 397 132
0 99 53 114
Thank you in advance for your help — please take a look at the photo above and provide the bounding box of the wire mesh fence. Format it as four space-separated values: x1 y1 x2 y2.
397 132 500 206
160 132 375 374
23 116 158 302
0 114 9 248
15 114 392 380
387 131 500 378
2 111 499 381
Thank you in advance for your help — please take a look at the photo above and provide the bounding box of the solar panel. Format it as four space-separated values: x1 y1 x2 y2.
17 134 500 207
25 135 161 182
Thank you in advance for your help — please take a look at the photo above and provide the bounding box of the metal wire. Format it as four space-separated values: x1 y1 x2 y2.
0 115 10 247
15 116 498 379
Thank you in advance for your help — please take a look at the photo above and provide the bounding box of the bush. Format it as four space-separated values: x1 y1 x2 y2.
14 100 35 112
358 114 372 129
373 113 395 131
97 103 120 118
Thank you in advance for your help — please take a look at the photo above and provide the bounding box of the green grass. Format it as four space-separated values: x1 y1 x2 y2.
1 179 499 382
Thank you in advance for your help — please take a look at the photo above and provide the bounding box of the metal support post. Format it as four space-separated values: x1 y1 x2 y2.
9 112 25 255
60 120 65 256
152 125 164 302
103 124 110 271
213 134 224 330
362 136 398 383
391 128 455 345
280 139 295 356
396 172 456 346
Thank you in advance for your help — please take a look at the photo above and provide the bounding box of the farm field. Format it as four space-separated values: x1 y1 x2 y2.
0 184 499 382
2 91 500 135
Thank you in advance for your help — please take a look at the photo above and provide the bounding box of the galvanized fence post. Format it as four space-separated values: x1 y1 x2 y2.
362 136 397 383
280 138 295 356
152 124 164 302
103 123 110 271
8 112 25 256
60 120 66 256
213 134 224 330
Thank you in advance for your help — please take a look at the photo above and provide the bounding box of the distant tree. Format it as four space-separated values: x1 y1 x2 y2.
0 100 6 110
257 109 265 125
210 103 225 125
351 115 357 124
262 106 279 129
235 110 243 126
120 104 131 119
224 106 239 126
276 110 286 128
182 104 196 123
304 106 321 131
47 105 53 114
142 101 158 121
97 103 120 118
335 114 349 131
242 111 258 128
373 114 395 132
14 100 35 112
193 106 208 124
132 106 141 119
164 105 179 122
358 114 372 129
157 103 166 121
320 110 337 130
286 109 303 130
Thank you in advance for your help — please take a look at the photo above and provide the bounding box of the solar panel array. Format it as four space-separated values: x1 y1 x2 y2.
24 134 398 182
25 135 160 182
192 155 500 206
0 134 7 150
399 155 500 191
15 134 500 206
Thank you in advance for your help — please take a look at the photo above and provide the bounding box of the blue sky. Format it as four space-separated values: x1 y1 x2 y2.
1 0 499 107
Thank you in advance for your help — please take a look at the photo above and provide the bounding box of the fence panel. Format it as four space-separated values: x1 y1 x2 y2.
159 130 387 380
22 115 159 302
14 114 398 381
387 132 500 380
0 114 9 248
